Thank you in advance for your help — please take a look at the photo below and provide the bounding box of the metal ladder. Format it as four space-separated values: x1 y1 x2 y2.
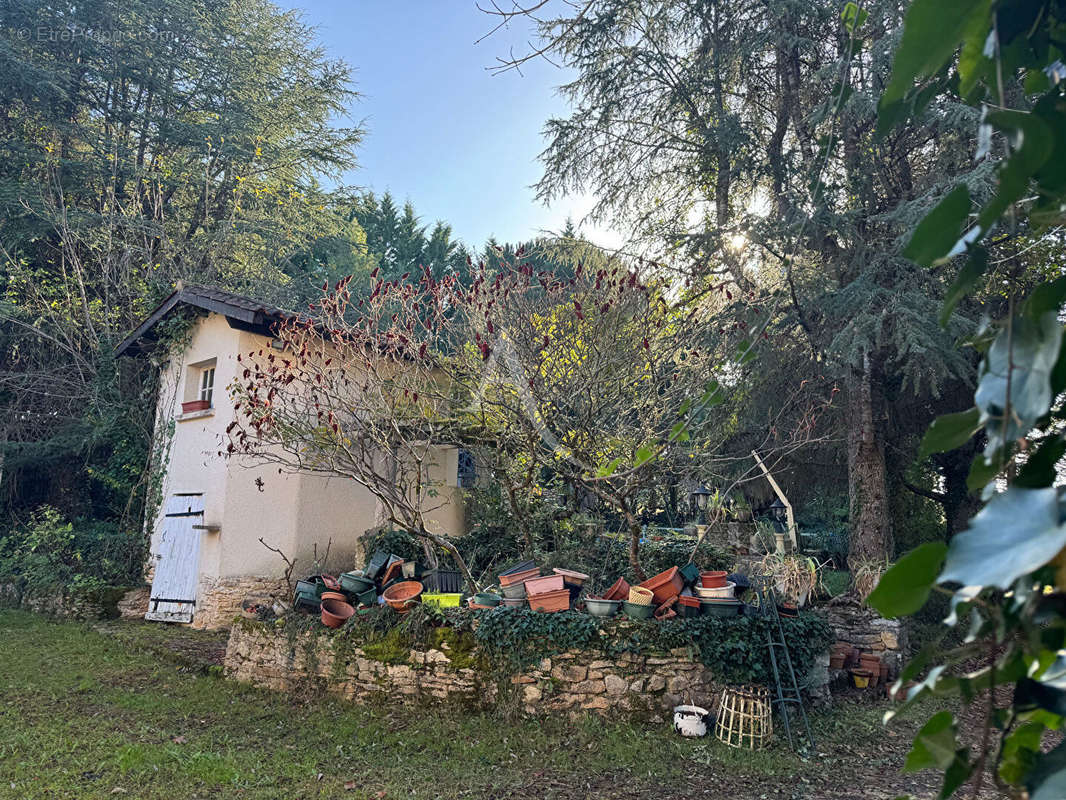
752 576 815 752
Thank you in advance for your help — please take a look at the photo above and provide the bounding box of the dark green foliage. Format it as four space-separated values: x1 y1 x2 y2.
0 506 144 592
473 607 834 687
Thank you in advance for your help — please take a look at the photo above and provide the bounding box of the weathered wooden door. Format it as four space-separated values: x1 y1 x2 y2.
145 493 204 623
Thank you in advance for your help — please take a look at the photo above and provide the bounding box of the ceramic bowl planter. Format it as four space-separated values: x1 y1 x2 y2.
321 598 355 628
639 566 684 605
628 586 654 605
339 572 375 594
700 570 729 588
622 600 656 620
673 705 712 737
525 574 565 596
528 588 570 612
500 581 527 599
585 597 620 617
603 577 631 602
382 580 424 614
696 582 736 599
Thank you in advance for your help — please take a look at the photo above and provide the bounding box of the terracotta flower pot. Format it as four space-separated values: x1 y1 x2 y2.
552 568 589 585
829 654 846 670
639 566 685 605
525 574 565 596
181 399 210 414
700 570 728 588
528 588 570 612
602 577 631 602
321 598 355 628
382 580 423 614
499 567 539 587
320 591 347 604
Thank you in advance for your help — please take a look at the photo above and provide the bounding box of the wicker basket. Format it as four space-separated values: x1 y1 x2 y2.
714 685 773 750
628 586 654 605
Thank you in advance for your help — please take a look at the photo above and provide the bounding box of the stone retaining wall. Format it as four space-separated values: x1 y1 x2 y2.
824 601 906 668
192 576 289 629
225 621 719 719
0 582 134 621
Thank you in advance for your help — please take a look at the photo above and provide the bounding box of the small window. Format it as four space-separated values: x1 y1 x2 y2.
457 449 476 488
199 367 215 406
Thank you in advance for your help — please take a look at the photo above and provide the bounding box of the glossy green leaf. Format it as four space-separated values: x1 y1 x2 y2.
975 313 1062 452
868 543 948 618
1027 740 1066 800
976 110 1055 233
595 457 623 478
940 487 1066 590
919 408 980 460
904 185 972 267
904 711 959 771
939 247 988 325
880 0 989 108
841 2 869 34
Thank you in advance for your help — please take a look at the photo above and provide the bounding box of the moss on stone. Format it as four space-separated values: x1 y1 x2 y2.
362 628 411 664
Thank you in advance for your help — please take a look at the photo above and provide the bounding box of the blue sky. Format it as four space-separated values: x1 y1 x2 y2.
277 1 618 250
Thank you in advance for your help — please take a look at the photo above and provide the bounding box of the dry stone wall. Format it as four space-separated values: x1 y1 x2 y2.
192 576 289 629
225 620 719 719
824 601 906 667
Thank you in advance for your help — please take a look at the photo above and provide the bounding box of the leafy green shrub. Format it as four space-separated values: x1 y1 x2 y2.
0 505 144 593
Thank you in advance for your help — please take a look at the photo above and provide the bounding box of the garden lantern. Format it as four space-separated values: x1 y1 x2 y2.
690 485 712 511
767 498 787 527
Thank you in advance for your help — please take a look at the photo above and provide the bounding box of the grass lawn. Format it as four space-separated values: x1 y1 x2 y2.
0 610 951 799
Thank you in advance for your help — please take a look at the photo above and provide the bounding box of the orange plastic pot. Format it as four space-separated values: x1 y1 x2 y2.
700 570 728 588
499 567 539 587
382 580 423 614
525 574 565 596
639 566 684 605
602 577 631 601
321 598 355 628
528 588 570 612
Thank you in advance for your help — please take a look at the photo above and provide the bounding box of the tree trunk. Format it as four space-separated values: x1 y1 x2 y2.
621 502 647 582
847 355 892 566
935 437 983 538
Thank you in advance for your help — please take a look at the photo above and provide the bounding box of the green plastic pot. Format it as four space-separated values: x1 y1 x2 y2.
701 599 742 617
339 572 375 594
294 578 324 598
585 598 620 617
292 590 321 612
472 592 502 607
355 588 377 607
622 600 656 620
678 563 700 586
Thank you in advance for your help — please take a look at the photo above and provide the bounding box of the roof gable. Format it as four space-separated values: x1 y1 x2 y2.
116 283 293 357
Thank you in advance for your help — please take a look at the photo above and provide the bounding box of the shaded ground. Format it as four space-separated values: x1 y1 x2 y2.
0 610 1002 799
